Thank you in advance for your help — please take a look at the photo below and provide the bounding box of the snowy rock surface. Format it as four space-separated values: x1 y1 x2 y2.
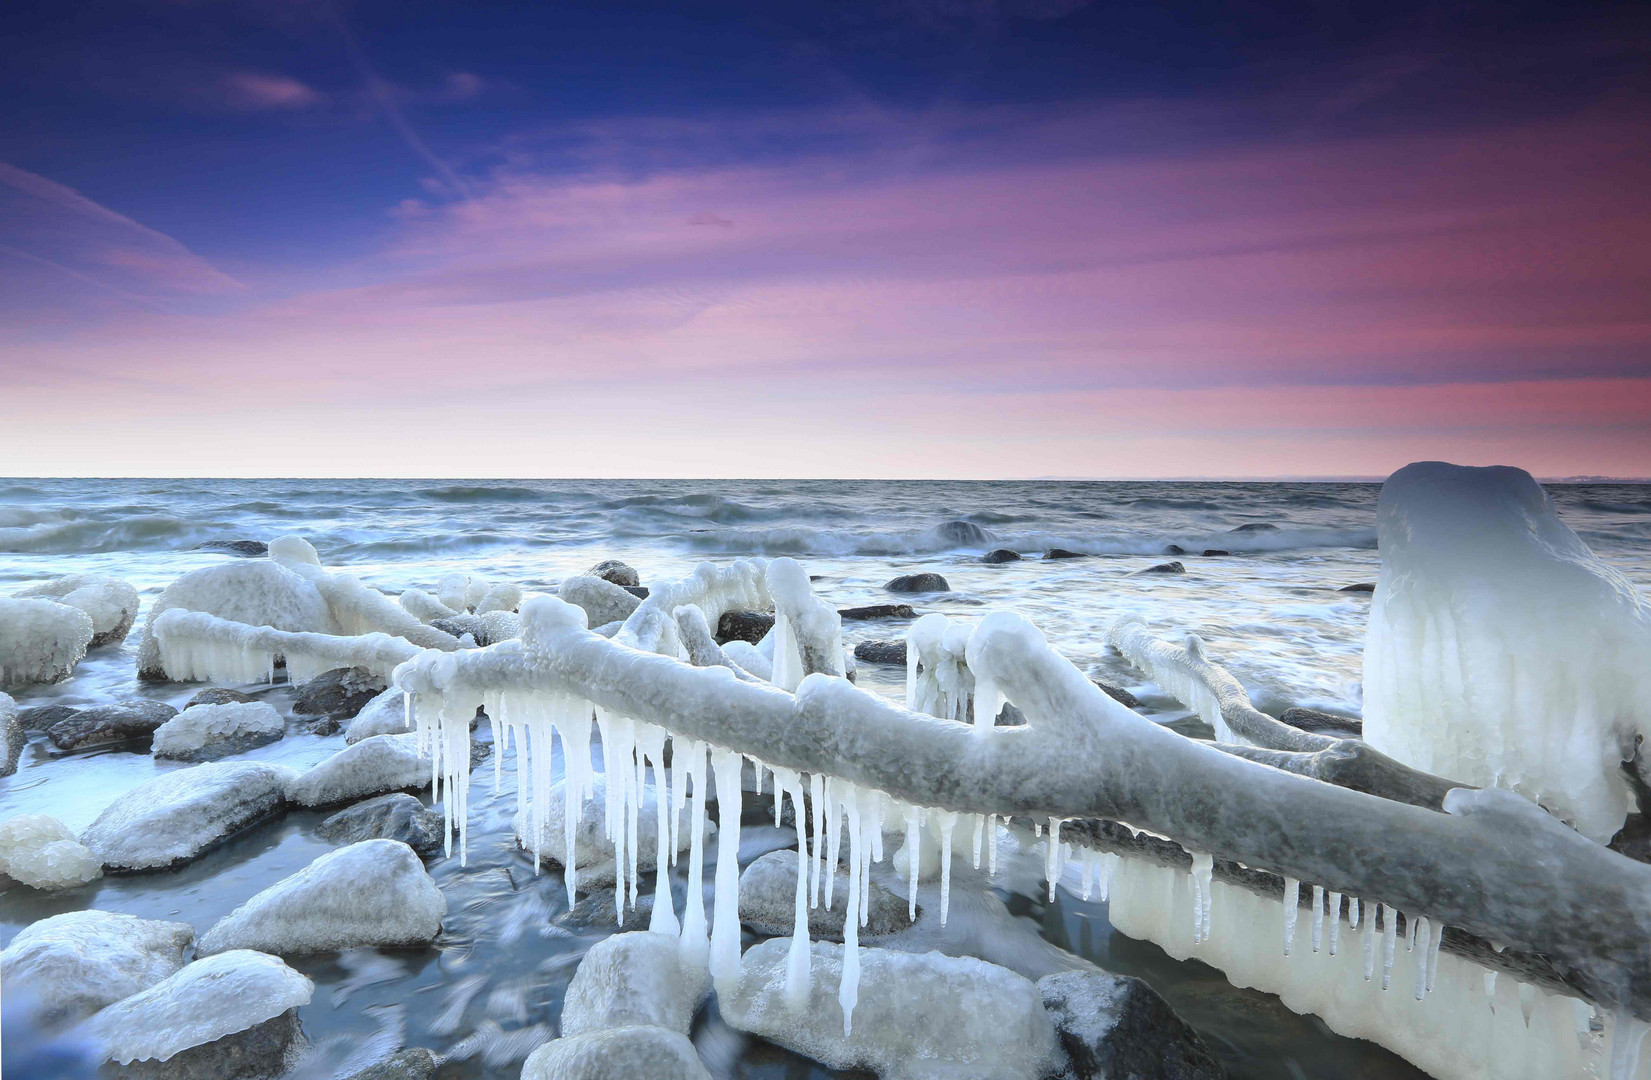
0 813 102 890
14 574 140 647
46 699 178 750
520 1026 712 1080
738 849 909 940
561 932 711 1037
285 733 430 808
0 689 21 777
513 774 703 881
0 596 94 689
589 559 641 588
722 939 1059 1080
80 761 296 870
152 701 284 761
344 688 412 743
558 574 641 629
198 839 445 955
0 910 194 1026
85 949 313 1065
317 793 445 854
1038 969 1225 1080
137 559 335 679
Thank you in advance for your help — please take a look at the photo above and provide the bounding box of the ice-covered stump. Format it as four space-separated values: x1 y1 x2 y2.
722 939 1060 1080
560 931 711 1036
152 701 284 761
137 559 335 679
520 1026 713 1080
0 595 94 689
1364 462 1651 842
14 574 140 647
285 733 431 808
0 813 102 889
198 839 445 955
80 760 296 871
512 773 703 883
0 910 195 1026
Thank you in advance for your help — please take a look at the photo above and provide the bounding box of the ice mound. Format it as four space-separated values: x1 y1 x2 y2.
561 931 711 1037
85 949 313 1065
0 813 102 890
152 701 284 761
513 773 704 882
0 909 194 1025
285 733 431 808
720 939 1059 1080
558 574 641 628
14 574 140 647
80 760 296 870
1363 461 1651 841
520 1026 713 1080
0 596 94 689
137 559 335 679
198 839 445 956
267 534 321 567
344 688 412 744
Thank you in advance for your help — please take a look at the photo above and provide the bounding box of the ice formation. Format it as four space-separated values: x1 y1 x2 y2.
520 1026 714 1080
511 773 700 885
559 931 711 1037
85 949 314 1065
13 573 140 647
79 760 296 870
0 909 195 1026
1364 462 1651 843
284 732 431 808
559 574 642 628
197 839 446 955
400 587 457 622
0 595 94 688
151 700 284 761
0 813 103 890
137 558 335 678
907 611 974 722
344 687 414 743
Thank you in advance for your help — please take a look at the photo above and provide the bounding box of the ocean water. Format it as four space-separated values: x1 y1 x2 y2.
3 477 1649 1079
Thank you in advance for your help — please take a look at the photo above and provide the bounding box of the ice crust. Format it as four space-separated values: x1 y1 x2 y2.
559 574 642 629
14 574 140 647
138 559 336 678
344 687 414 743
1364 462 1651 842
0 909 195 1025
560 931 711 1036
197 839 445 955
0 813 103 889
80 760 297 870
520 1026 713 1080
152 700 284 760
285 733 432 808
85 949 313 1065
0 595 94 689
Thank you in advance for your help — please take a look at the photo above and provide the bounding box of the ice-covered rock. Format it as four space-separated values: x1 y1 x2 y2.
185 686 257 707
0 910 194 1026
738 849 909 940
340 1048 437 1080
1363 461 1651 841
520 1026 712 1080
558 574 641 628
293 666 387 721
317 793 445 854
80 760 296 870
0 689 22 776
285 733 431 808
84 949 313 1066
885 572 950 593
513 773 703 883
152 701 284 761
561 931 711 1037
344 688 412 743
0 596 94 689
589 559 641 588
721 939 1059 1080
14 574 140 647
198 839 445 955
474 582 522 614
195 538 269 557
0 813 102 890
46 699 178 750
1038 969 1225 1080
137 559 335 680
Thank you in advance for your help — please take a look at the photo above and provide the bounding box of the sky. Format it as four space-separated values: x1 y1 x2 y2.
1 0 1648 479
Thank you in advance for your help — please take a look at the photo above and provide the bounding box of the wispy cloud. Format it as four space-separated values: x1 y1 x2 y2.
222 72 327 110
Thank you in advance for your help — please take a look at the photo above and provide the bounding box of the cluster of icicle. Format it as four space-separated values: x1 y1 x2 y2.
153 609 420 687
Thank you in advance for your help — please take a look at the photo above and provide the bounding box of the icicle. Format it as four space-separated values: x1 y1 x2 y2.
679 742 709 966
775 768 811 1010
709 748 744 990
1484 971 1497 999
808 772 825 908
904 806 922 923
1406 911 1418 952
1519 982 1538 1026
1348 895 1360 931
1381 904 1398 990
1612 1016 1651 1080
823 779 840 911
973 674 1002 732
1034 821 1043 838
639 727 679 937
1099 853 1117 902
1327 891 1342 955
839 783 863 1035
987 813 999 877
1282 877 1300 956
937 811 957 926
1189 852 1213 944
668 740 686 866
1425 919 1442 992
559 702 594 906
971 814 984 870
628 734 642 909
1362 908 1377 980
1311 885 1325 953
1044 817 1065 903
1413 917 1431 1000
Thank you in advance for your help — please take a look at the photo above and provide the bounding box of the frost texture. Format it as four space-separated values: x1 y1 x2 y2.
14 574 139 647
197 839 445 955
1363 462 1651 842
0 596 94 689
721 939 1059 1080
560 931 711 1036
151 700 284 761
138 560 334 679
520 1026 713 1080
80 760 297 870
284 733 431 808
85 949 313 1065
0 909 194 1025
0 813 103 890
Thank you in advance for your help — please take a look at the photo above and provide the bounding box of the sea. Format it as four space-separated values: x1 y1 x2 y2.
4 477 1650 1079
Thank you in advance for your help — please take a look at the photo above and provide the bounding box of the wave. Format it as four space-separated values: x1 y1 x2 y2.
415 485 550 503
679 524 1375 558
0 514 207 554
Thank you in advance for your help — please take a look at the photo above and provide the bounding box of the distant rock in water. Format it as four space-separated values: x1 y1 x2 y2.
1202 549 1231 557
1044 548 1085 560
853 640 907 665
1340 582 1376 593
838 604 916 620
588 559 640 588
982 549 1022 564
1137 561 1186 575
884 573 950 593
1280 707 1363 738
1163 544 1188 556
47 700 177 751
931 520 991 546
193 539 269 557
317 794 445 855
185 687 256 708
716 610 774 645
1039 969 1226 1080
1229 522 1279 533
293 667 386 722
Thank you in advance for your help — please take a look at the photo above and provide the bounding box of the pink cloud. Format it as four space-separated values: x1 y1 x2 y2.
222 72 326 110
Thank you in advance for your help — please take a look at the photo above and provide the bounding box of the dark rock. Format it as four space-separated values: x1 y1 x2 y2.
47 701 178 750
1094 681 1140 709
431 615 479 641
305 716 342 736
621 585 650 599
1339 582 1376 593
340 1048 437 1080
1279 707 1363 738
1039 969 1226 1080
716 610 775 646
317 793 446 855
838 604 917 620
185 687 257 708
17 704 79 731
1 712 22 778
292 667 386 722
105 1008 305 1080
853 640 907 665
981 549 1023 564
932 520 991 546
739 850 910 940
1044 549 1086 560
191 539 269 557
557 888 656 933
1229 522 1278 533
1201 549 1231 557
1163 544 1188 556
884 573 950 593
588 560 640 588
1138 561 1186 575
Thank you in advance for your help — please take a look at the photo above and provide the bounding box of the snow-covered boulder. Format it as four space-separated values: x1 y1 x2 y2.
721 940 1059 1080
0 814 102 890
0 910 194 1026
1364 461 1651 842
475 582 522 614
14 574 140 647
0 596 94 689
513 774 705 883
137 559 335 680
557 574 640 629
84 949 312 1067
285 733 430 808
0 689 22 777
589 559 641 588
198 839 445 956
561 932 711 1037
152 701 284 761
46 699 178 750
344 688 412 744
520 1026 712 1080
739 849 909 940
317 793 445 854
80 760 296 871
1038 969 1224 1080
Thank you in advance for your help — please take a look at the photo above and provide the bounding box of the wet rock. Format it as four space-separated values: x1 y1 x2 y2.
884 573 950 593
716 610 775 646
622 585 650 599
104 1007 305 1080
292 667 386 722
589 559 641 588
838 604 917 620
341 1048 437 1080
982 548 1023 564
559 575 641 628
1094 681 1140 709
1279 707 1363 738
0 909 194 1027
305 716 342 736
1164 544 1188 556
185 687 257 708
1038 969 1226 1080
1202 549 1231 557
1044 548 1086 560
193 540 269 557
1138 561 1186 575
317 794 445 855
853 640 907 665
46 700 178 751
561 931 710 1036
738 850 910 941
1229 522 1278 532
285 734 430 809
81 761 297 871
1340 582 1376 593
521 1026 712 1080
933 520 991 546
557 889 655 933
17 703 78 730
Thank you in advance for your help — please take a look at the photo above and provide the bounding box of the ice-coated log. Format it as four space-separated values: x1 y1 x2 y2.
0 596 93 689
137 559 335 679
80 760 296 871
0 909 194 1026
1364 461 1651 843
14 574 139 647
618 558 770 655
768 557 844 688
